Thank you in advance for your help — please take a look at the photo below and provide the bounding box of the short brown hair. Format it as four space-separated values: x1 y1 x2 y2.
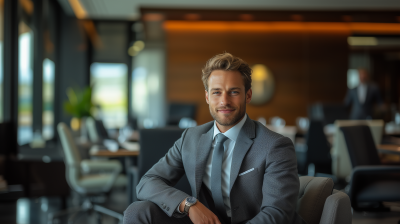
201 53 252 92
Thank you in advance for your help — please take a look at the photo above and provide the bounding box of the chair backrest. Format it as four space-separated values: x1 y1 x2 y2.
306 120 331 165
297 176 334 224
331 120 383 179
139 128 191 195
340 125 381 167
167 103 196 126
86 117 100 143
57 123 82 191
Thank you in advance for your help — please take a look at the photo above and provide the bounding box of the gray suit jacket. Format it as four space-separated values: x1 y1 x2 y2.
136 118 305 224
344 83 383 120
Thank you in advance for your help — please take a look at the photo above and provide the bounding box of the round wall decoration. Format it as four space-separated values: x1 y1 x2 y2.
250 64 275 105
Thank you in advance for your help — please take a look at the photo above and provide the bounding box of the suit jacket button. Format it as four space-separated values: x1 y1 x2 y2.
163 205 166 209
166 207 170 211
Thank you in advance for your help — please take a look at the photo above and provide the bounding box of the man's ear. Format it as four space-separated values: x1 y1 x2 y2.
205 90 209 104
246 89 252 104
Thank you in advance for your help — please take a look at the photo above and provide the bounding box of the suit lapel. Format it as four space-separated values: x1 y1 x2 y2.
195 126 214 197
364 84 370 105
229 118 255 192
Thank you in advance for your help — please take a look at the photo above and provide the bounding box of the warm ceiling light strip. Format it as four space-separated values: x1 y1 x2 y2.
69 0 87 19
164 21 400 34
19 0 34 15
81 20 102 49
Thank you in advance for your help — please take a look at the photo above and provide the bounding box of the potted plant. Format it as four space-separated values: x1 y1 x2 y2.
63 86 93 132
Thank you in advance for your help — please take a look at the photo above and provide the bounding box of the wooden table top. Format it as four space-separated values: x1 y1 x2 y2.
90 149 140 157
378 144 400 155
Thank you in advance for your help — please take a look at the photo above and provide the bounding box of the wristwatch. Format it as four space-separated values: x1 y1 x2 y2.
183 197 197 214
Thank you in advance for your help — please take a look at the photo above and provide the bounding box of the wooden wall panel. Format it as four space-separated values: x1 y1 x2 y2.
166 28 348 125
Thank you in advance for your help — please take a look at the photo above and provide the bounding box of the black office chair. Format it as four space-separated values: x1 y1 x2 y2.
128 128 191 204
305 120 333 177
341 125 400 212
166 103 196 126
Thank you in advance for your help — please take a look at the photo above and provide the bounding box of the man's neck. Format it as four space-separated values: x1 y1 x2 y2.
216 115 245 133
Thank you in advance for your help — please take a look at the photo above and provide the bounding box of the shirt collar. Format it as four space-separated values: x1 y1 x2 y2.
213 114 247 142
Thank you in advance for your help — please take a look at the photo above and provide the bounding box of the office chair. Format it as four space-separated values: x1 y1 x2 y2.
49 123 127 224
166 103 196 126
86 117 110 144
297 176 352 224
304 120 335 181
331 120 384 180
341 125 400 212
128 128 191 204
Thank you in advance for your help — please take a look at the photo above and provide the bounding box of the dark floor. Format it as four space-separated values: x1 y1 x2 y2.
1 189 400 224
0 188 128 224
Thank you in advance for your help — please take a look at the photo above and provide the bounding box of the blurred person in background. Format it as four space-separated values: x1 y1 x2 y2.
123 53 304 224
344 68 384 119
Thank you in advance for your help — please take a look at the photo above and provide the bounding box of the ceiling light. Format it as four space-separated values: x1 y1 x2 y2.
347 37 378 46
68 0 86 19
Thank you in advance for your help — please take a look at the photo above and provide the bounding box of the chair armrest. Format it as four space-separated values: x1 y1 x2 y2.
81 159 122 174
127 166 140 203
352 165 400 176
320 190 352 224
348 165 400 210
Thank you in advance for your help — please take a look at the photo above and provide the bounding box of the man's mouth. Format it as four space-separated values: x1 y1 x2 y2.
217 108 235 114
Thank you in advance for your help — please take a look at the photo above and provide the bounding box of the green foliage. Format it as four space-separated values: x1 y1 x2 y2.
63 86 93 118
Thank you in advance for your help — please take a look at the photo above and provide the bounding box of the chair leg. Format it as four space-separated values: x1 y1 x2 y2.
93 204 124 221
67 210 83 224
47 207 84 224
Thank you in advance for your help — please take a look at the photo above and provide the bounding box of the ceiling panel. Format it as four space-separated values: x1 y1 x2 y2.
58 0 400 20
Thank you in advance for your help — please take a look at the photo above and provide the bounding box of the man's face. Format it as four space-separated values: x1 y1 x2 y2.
205 70 252 129
358 69 368 84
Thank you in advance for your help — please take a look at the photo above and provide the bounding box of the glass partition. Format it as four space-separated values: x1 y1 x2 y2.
42 58 54 140
90 63 128 129
18 1 34 145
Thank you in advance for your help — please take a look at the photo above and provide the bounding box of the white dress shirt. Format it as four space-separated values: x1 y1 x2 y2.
358 83 367 104
176 114 248 216
203 114 247 217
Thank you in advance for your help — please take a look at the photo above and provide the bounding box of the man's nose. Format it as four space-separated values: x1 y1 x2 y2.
220 92 230 106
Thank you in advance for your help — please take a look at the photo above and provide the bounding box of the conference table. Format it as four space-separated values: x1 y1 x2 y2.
377 144 400 156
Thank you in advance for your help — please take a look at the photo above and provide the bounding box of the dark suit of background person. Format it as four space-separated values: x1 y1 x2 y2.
123 53 305 224
344 69 383 119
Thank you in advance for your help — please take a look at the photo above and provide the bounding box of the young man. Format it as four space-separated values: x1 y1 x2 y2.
124 53 305 224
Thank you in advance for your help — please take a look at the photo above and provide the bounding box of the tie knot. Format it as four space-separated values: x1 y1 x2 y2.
215 133 228 144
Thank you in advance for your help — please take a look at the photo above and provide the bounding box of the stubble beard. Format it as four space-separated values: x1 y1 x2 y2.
210 104 246 127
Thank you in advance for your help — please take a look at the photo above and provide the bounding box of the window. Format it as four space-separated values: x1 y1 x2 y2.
18 21 34 145
42 58 55 140
90 63 128 129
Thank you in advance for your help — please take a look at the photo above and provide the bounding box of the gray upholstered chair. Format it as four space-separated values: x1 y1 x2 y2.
298 176 352 224
48 123 127 224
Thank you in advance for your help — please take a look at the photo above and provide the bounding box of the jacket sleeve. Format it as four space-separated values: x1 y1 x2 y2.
247 136 303 224
344 88 352 107
136 129 191 218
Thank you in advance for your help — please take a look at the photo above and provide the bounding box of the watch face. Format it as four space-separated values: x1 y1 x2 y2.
187 197 196 204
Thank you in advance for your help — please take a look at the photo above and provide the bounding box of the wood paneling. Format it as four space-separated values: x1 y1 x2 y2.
166 25 348 125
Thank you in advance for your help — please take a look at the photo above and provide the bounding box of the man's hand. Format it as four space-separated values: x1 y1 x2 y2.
179 199 221 224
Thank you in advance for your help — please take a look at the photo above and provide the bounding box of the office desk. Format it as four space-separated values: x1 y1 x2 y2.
89 149 140 157
378 144 400 156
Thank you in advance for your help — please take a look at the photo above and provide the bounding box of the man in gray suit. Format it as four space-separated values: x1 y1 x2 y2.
344 68 383 119
124 53 305 224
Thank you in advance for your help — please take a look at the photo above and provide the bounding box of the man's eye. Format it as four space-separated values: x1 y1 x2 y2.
213 92 220 94
231 91 239 94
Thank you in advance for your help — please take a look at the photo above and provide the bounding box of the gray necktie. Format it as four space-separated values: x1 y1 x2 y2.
211 133 229 220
